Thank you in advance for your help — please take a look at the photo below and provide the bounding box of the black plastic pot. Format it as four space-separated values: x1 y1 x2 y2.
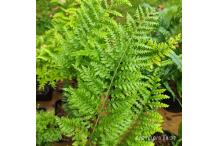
36 85 53 101
36 75 53 101
36 107 47 112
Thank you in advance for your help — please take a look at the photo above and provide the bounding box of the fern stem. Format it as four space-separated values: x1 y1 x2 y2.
88 42 129 145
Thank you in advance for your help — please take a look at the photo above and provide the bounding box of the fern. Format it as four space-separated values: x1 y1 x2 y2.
36 0 78 35
48 1 181 145
36 0 181 145
36 111 62 146
36 0 79 88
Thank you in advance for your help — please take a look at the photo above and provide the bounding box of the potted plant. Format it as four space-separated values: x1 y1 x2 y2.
36 0 182 145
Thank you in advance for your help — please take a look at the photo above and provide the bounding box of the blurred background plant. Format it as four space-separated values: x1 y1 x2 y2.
36 0 80 89
128 0 182 104
117 0 182 39
36 111 62 145
146 0 182 105
36 0 80 35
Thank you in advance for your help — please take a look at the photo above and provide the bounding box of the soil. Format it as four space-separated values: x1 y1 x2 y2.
55 135 72 145
37 90 63 111
159 109 182 135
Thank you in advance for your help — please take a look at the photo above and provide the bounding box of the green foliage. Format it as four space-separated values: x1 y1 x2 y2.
36 0 79 35
36 0 55 35
147 0 182 101
36 0 79 88
115 0 182 39
158 46 182 101
123 1 182 100
158 0 182 40
57 116 90 146
36 111 62 146
36 29 64 88
36 0 182 145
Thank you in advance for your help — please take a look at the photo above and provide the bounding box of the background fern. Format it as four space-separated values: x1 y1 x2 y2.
36 111 62 146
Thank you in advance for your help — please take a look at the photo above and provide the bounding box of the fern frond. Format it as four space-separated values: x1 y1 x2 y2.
37 1 181 145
